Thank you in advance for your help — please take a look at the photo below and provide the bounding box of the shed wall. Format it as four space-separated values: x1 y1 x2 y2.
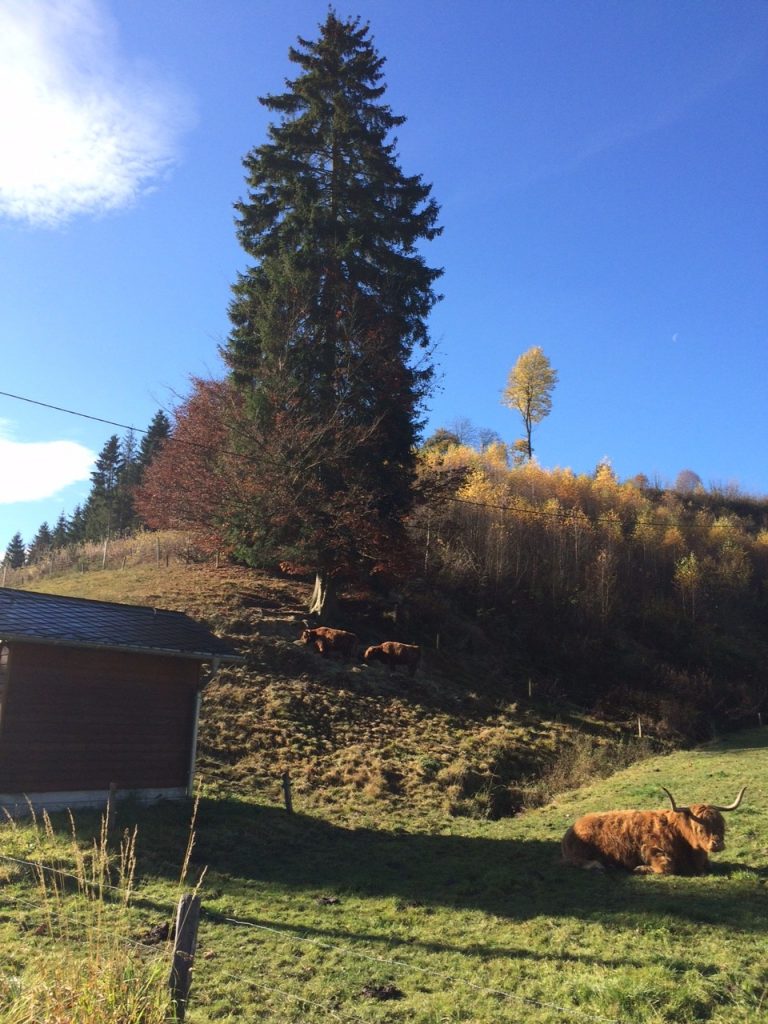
0 643 200 793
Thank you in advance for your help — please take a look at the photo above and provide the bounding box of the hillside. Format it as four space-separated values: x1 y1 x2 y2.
14 557 652 821
1 699 766 1023
4 558 768 1022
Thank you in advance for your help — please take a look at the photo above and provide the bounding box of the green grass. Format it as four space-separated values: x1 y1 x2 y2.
4 557 767 1020
0 809 176 1023
2 731 766 1023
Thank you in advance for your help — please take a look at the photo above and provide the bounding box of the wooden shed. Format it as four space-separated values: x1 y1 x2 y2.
0 587 241 815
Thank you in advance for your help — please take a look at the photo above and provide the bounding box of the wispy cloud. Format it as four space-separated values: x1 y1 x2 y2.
0 0 192 227
0 438 94 502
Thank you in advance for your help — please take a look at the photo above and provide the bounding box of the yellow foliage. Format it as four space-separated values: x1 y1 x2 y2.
663 526 685 550
484 440 510 467
458 467 505 506
420 442 480 474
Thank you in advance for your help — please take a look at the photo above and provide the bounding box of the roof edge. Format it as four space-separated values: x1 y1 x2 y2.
0 633 244 664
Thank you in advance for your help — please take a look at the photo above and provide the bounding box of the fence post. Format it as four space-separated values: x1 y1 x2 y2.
282 770 293 814
169 893 201 1022
106 782 117 834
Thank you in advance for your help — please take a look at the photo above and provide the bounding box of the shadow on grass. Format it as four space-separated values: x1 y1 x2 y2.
88 796 768 941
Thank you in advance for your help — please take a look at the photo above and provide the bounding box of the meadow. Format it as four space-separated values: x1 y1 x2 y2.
1 553 766 1021
1 731 766 1023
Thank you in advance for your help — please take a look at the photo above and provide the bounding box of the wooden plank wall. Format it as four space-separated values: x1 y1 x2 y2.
0 643 200 793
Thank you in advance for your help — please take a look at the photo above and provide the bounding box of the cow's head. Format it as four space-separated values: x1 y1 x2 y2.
662 786 746 852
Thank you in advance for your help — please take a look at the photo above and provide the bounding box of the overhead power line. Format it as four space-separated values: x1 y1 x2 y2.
0 388 762 533
0 389 147 435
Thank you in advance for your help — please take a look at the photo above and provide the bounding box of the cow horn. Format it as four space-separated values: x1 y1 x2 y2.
661 787 687 813
710 786 747 812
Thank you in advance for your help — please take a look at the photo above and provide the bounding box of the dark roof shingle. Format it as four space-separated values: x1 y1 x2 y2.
0 588 240 661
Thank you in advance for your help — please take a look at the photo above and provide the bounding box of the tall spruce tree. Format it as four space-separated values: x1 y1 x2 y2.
52 512 69 548
27 522 53 565
68 505 86 544
138 411 171 471
224 12 442 614
4 532 26 569
84 435 123 540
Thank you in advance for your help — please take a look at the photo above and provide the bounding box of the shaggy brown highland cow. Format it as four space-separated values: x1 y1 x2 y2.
363 641 421 676
562 786 746 875
300 625 357 659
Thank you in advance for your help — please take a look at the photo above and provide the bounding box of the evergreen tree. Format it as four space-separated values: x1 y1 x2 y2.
83 435 123 540
138 410 171 471
223 12 442 614
27 522 53 565
52 511 69 548
4 532 26 568
115 429 139 534
68 505 87 544
132 410 172 532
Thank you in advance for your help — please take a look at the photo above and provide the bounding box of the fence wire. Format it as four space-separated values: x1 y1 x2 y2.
203 907 627 1024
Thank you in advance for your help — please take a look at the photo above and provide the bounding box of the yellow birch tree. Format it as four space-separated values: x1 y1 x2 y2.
501 346 558 460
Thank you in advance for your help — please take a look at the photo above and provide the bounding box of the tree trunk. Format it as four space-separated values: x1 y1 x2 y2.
308 571 338 621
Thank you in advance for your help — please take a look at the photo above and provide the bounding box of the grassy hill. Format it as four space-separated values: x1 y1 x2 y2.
1 727 766 1022
14 557 660 820
2 558 767 1021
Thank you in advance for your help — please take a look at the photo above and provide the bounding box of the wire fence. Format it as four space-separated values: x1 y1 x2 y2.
0 849 631 1024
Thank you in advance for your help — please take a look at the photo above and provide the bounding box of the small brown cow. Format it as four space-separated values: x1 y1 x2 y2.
363 641 421 677
561 786 746 875
300 625 357 659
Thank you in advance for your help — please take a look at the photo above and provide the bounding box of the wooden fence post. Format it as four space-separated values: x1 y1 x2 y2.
282 771 293 814
169 893 201 1022
106 782 117 834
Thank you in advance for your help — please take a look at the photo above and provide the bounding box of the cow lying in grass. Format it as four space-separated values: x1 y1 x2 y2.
363 641 421 677
300 625 357 659
561 786 746 875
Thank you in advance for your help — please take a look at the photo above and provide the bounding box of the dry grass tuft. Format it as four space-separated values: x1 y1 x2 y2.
0 808 177 1024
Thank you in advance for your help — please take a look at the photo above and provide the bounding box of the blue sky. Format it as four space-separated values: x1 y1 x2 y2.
1 0 766 552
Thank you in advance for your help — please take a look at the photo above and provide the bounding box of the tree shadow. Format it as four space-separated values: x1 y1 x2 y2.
116 797 768 939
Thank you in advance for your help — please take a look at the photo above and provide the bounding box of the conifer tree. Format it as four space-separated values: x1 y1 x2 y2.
115 430 139 534
68 505 86 544
222 12 442 614
27 522 53 565
138 411 171 471
84 435 123 540
52 512 69 548
4 532 26 568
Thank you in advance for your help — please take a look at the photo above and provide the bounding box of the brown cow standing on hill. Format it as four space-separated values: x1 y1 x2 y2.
561 786 746 875
300 624 357 659
363 641 421 677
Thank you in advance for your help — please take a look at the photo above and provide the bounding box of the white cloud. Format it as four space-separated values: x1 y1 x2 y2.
0 0 191 227
0 438 94 502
